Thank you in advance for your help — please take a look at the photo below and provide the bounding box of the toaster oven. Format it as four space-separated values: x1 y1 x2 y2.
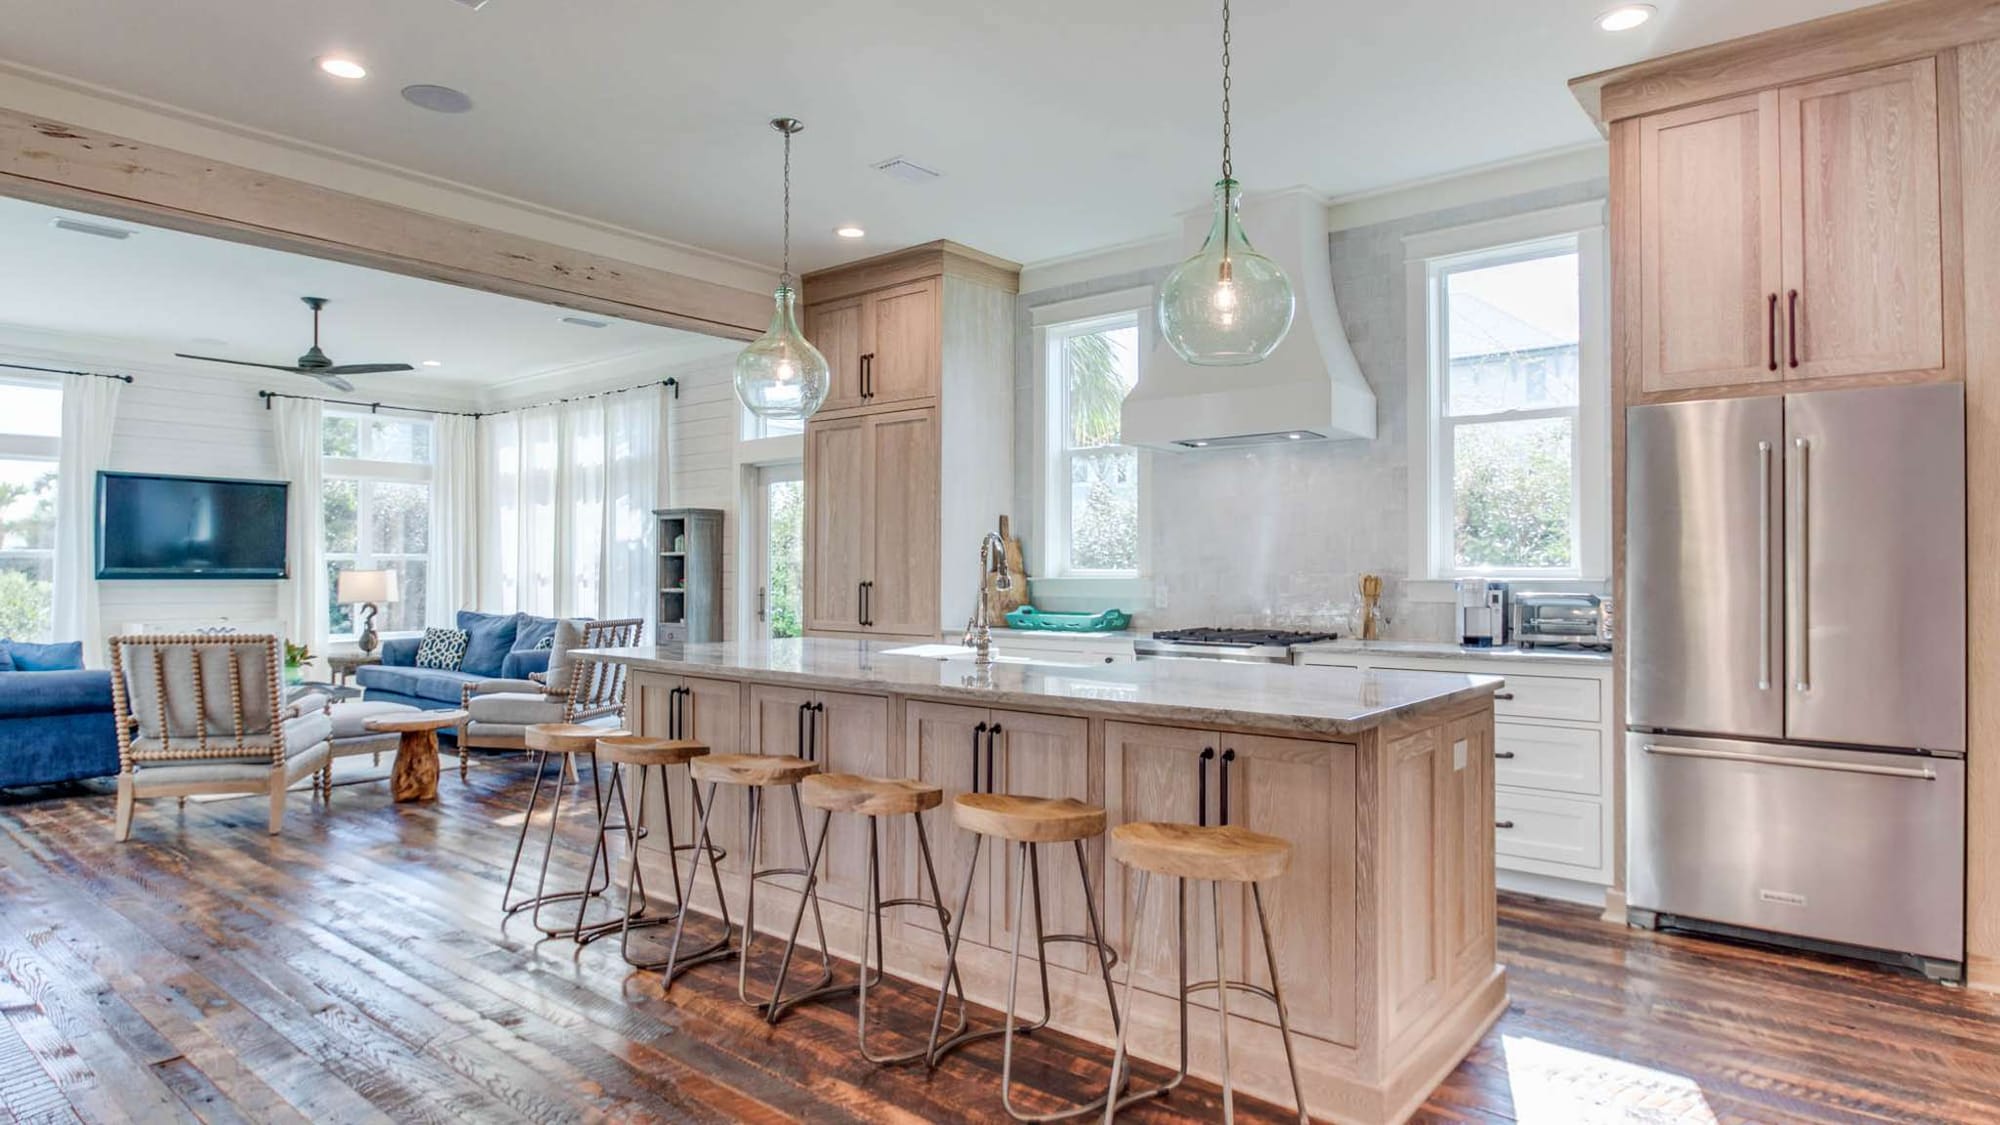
1510 592 1612 650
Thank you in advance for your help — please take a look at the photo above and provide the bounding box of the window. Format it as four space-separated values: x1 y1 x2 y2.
0 378 60 641
753 463 804 638
1040 309 1143 578
323 412 432 638
1407 203 1608 579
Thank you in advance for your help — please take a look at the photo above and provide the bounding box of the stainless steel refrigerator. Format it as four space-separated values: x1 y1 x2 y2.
1625 382 1965 979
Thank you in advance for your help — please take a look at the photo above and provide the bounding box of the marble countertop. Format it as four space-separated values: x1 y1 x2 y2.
578 637 1503 738
1297 638 1614 666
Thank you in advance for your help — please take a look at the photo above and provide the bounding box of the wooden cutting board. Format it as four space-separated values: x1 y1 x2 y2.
984 514 1030 621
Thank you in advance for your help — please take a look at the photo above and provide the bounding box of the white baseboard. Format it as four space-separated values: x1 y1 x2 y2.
1498 868 1618 912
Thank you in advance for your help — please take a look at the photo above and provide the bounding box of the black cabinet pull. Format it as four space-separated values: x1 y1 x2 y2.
1492 691 1515 701
1496 820 1516 830
1197 747 1215 826
798 701 811 760
972 721 987 792
860 352 874 398
1767 293 1779 372
1787 289 1801 369
669 686 686 738
985 723 1000 795
1494 750 1517 760
1218 748 1236 827
810 701 824 763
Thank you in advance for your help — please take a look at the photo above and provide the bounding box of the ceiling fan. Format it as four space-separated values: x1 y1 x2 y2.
175 296 413 392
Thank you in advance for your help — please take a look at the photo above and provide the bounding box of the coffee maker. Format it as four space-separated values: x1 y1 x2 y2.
1456 579 1508 647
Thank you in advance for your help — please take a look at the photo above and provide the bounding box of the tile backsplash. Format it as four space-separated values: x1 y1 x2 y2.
1013 177 1610 643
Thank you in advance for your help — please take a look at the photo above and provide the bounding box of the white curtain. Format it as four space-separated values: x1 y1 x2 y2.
427 413 479 626
52 375 122 664
269 395 325 657
475 386 662 631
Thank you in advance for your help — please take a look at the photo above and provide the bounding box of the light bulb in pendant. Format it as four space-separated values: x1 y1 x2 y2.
1157 179 1293 365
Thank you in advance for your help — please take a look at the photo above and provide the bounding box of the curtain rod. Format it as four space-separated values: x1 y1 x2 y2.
0 361 134 384
258 376 679 417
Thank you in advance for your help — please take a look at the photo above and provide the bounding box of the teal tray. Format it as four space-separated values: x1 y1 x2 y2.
1003 606 1131 633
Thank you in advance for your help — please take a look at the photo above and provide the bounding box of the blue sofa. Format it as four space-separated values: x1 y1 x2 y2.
0 639 120 788
354 610 555 717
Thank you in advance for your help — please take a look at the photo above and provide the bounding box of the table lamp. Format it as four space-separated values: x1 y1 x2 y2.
337 568 400 655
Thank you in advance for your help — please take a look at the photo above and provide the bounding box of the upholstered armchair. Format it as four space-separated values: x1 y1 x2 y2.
457 617 642 780
108 634 335 841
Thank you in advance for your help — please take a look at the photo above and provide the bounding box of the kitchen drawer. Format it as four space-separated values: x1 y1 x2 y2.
1494 791 1603 871
1494 721 1602 796
1488 672 1600 723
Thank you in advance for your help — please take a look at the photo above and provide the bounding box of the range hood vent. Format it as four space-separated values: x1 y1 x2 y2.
1123 188 1376 450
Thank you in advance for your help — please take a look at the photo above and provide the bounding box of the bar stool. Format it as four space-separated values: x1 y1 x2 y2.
763 773 969 1060
1101 822 1308 1125
661 753 830 1008
927 793 1157 1122
501 722 629 939
578 734 721 963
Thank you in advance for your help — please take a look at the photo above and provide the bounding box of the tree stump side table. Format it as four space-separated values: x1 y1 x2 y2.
366 709 468 803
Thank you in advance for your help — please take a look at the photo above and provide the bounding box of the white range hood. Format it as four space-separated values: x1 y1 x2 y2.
1123 188 1377 449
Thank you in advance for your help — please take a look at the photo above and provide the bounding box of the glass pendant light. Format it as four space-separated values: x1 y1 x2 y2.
735 117 831 420
1156 0 1295 367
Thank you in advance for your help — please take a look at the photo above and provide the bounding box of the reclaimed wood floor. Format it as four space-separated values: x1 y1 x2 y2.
2 762 1998 1124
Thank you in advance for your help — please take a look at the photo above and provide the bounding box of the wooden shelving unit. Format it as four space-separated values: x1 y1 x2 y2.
655 508 723 643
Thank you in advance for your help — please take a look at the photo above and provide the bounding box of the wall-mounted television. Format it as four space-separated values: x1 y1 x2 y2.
95 471 289 580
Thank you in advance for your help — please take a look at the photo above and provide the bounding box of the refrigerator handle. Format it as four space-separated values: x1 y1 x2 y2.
1640 742 1936 780
1791 436 1811 694
1757 440 1772 692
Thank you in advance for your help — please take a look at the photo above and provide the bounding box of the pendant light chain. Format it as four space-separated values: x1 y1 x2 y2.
1220 0 1233 181
781 124 794 285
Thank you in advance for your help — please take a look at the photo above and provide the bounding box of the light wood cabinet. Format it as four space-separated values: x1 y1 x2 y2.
1634 58 1947 394
802 408 939 636
804 296 867 413
1103 722 1357 1045
628 673 743 876
1638 92 1783 392
801 242 1019 643
1779 58 1945 382
744 684 892 908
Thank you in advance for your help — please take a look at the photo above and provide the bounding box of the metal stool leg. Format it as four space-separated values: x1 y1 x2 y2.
1211 880 1234 1124
1250 883 1311 1125
617 762 700 968
499 749 556 912
1001 841 1115 1122
570 759 648 945
861 812 967 1064
924 833 986 1067
661 779 737 989
530 751 616 936
1102 868 1150 1125
762 803 844 1022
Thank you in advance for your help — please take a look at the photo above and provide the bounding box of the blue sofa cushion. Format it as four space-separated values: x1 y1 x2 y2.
355 663 480 705
0 670 115 720
455 610 519 678
513 614 560 654
500 647 553 681
380 636 421 667
6 639 84 671
0 646 13 672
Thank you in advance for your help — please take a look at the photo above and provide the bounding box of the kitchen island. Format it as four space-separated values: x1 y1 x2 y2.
580 638 1506 1125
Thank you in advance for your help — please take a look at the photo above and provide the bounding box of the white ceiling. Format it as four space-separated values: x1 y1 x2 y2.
0 196 741 394
0 0 1879 273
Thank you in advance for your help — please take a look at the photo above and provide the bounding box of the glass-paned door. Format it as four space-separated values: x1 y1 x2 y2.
754 463 805 639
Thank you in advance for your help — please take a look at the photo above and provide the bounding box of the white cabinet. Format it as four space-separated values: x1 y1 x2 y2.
1297 648 1616 899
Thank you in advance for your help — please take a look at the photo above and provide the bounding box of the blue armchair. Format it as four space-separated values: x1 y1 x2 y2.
0 668 120 788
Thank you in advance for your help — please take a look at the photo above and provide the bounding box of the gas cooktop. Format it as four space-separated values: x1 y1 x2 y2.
1148 628 1340 646
1135 628 1340 664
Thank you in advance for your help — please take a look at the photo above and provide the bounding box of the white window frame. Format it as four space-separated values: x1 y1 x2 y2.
0 375 61 642
1031 288 1152 590
1404 201 1609 581
322 410 435 641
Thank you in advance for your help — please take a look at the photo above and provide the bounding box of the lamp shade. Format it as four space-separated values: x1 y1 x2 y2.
336 567 399 605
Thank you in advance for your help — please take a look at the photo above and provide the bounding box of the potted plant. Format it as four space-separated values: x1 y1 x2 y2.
284 641 315 685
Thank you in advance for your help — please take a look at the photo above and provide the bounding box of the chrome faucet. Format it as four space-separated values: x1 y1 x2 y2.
962 530 1014 666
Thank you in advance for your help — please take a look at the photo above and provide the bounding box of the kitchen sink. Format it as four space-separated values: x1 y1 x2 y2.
881 644 1093 668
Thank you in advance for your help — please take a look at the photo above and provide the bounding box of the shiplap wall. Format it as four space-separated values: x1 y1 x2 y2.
97 366 286 632
664 357 740 636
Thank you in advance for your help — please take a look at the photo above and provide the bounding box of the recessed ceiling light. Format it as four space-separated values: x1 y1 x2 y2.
317 56 367 80
402 84 474 113
1286 432 1303 440
420 360 443 367
1596 4 1654 31
834 225 866 239
560 315 610 329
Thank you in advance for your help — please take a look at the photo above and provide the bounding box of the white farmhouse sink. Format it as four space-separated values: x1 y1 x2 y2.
881 644 1093 668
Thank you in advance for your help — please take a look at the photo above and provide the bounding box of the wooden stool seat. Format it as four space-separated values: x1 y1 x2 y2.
799 773 943 817
595 734 710 767
953 792 1106 843
690 753 817 787
1110 822 1293 884
526 723 625 754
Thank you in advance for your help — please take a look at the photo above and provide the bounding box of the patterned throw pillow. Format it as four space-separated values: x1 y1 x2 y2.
415 627 470 670
534 634 556 650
